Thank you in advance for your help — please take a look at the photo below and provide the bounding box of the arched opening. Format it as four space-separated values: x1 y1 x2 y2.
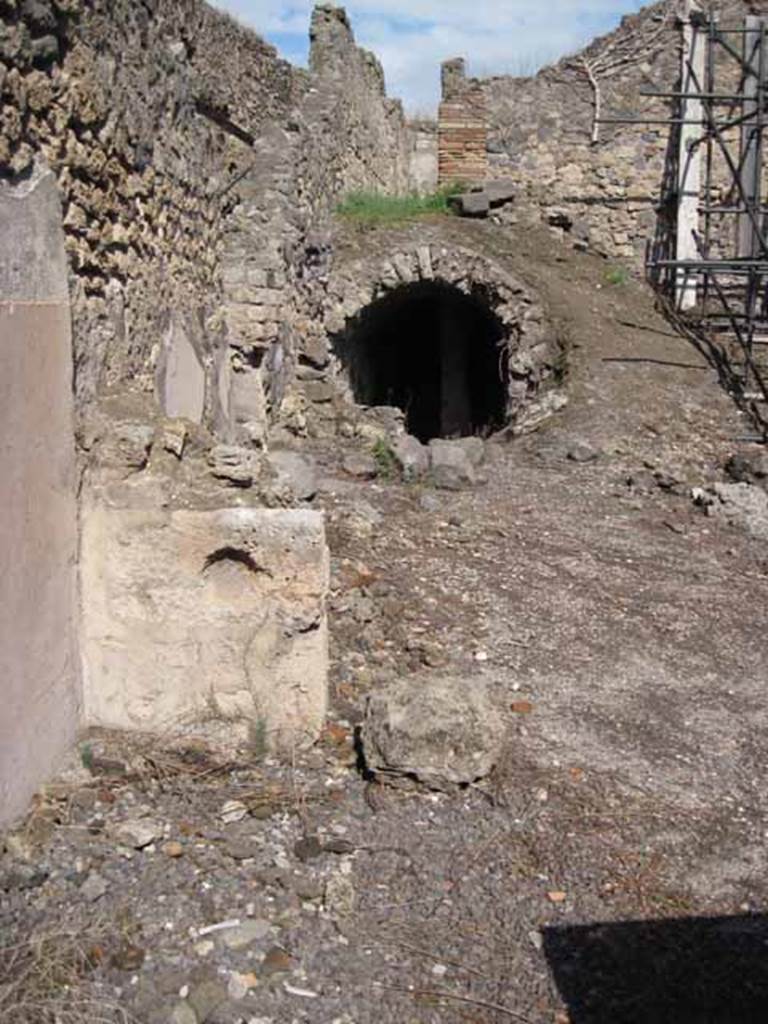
331 281 509 442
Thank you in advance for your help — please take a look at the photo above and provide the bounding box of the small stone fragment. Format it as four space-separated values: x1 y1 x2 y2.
162 841 184 858
361 674 506 789
294 835 322 862
109 818 163 850
261 947 294 977
79 871 108 902
208 445 259 488
228 971 258 1000
188 980 228 1022
324 871 356 917
224 837 260 861
322 838 356 856
342 453 378 479
221 919 271 950
220 800 248 825
170 1002 197 1024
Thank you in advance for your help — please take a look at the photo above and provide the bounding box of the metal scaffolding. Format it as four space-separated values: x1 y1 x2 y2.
603 1 768 438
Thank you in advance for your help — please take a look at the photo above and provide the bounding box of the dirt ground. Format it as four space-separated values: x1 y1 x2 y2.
3 219 768 1024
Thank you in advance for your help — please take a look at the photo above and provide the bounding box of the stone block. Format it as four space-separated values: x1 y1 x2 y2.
159 318 206 424
80 506 330 755
448 191 490 218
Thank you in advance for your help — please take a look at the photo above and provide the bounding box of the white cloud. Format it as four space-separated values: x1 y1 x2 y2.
212 1 650 112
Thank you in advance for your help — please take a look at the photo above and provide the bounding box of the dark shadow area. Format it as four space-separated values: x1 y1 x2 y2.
544 914 768 1024
331 281 508 442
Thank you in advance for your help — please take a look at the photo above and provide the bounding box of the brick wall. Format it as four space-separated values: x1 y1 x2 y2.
437 59 488 185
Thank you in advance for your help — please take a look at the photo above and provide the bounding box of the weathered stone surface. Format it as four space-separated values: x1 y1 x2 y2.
342 453 378 479
208 445 260 488
693 482 768 540
159 320 206 425
0 168 79 828
266 450 318 501
80 506 330 755
361 675 506 788
448 191 490 218
429 439 477 490
453 436 485 468
484 179 516 207
725 451 768 489
392 434 429 480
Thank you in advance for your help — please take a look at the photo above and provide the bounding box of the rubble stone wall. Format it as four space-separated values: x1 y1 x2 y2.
478 0 758 267
0 0 409 433
0 0 408 823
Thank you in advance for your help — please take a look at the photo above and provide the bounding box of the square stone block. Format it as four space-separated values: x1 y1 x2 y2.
81 506 329 754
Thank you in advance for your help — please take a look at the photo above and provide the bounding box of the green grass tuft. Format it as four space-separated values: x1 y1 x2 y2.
336 184 464 227
605 265 630 286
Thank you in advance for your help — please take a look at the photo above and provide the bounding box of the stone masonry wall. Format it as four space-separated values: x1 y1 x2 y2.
0 0 408 822
0 0 409 435
479 0 763 267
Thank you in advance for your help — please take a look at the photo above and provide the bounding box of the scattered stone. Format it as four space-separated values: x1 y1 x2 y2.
547 890 567 904
324 871 356 917
220 800 249 825
725 451 768 489
567 441 600 464
484 179 516 207
292 876 325 901
419 493 443 512
266 450 318 501
162 419 187 459
99 422 154 470
221 919 271 950
188 980 228 1022
361 675 506 789
79 870 108 902
195 940 215 958
108 818 163 850
391 434 429 480
208 445 259 488
162 841 184 858
228 972 257 1001
224 837 260 861
170 1002 197 1024
693 482 768 540
0 864 49 892
261 947 294 976
342 453 378 479
294 835 323 862
428 440 477 490
448 192 490 218
322 837 356 855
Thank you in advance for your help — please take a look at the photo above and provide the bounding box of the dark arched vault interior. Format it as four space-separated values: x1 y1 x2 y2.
331 281 509 442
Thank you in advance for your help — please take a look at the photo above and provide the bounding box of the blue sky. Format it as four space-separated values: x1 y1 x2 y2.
212 1 651 113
